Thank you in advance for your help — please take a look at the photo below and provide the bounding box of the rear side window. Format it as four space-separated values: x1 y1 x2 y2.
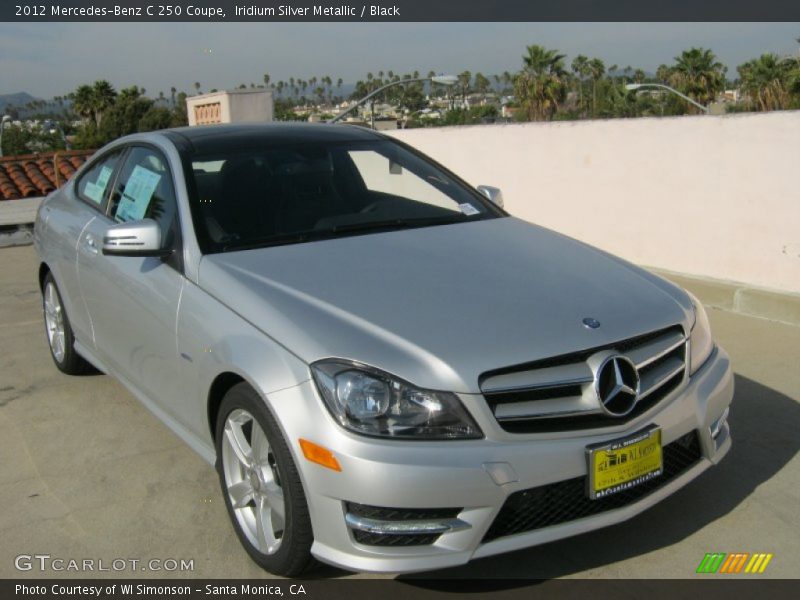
76 150 123 207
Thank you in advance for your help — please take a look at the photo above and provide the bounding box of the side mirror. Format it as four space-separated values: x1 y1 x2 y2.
477 185 504 208
102 219 170 257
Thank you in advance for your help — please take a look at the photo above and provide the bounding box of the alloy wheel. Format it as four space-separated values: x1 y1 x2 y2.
221 408 286 555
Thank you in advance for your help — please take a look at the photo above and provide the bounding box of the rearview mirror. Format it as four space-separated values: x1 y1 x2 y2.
477 185 504 208
102 219 170 258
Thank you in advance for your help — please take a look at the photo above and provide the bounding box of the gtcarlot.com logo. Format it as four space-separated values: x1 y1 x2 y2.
14 554 194 573
696 552 774 574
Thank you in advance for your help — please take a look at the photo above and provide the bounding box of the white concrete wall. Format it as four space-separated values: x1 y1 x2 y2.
389 111 800 295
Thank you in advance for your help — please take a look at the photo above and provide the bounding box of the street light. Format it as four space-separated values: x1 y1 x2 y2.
0 115 12 158
329 75 458 126
625 83 710 115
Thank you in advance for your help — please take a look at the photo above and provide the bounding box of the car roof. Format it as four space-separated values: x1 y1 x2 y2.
160 122 385 155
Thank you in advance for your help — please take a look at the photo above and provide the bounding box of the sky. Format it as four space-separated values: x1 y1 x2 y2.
1 22 798 98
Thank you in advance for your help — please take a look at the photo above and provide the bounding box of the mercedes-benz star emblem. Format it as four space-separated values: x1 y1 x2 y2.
595 355 640 416
582 317 601 329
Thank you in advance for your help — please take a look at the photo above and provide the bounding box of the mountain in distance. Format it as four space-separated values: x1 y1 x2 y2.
0 92 40 114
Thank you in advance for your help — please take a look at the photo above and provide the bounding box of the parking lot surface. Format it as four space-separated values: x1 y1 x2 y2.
1 244 798 579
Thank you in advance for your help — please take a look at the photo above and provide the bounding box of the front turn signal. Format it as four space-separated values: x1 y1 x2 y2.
299 438 342 472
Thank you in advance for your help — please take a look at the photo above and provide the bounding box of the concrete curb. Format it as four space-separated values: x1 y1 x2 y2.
652 268 800 328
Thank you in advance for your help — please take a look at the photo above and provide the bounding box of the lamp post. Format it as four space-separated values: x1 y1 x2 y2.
329 75 458 126
625 83 710 114
0 115 12 158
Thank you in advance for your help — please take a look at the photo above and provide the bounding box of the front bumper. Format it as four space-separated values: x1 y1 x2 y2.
267 345 733 574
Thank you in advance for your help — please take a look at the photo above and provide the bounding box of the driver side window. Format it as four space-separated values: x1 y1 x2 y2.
108 147 178 248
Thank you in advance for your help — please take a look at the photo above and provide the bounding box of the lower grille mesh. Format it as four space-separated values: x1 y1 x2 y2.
351 530 440 546
482 430 702 542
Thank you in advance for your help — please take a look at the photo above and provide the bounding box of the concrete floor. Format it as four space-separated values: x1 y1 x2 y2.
1 244 798 580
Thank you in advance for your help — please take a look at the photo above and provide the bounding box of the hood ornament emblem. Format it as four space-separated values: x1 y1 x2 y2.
582 317 601 329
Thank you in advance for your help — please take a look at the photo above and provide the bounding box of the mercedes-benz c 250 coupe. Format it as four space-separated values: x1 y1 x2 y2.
34 124 733 576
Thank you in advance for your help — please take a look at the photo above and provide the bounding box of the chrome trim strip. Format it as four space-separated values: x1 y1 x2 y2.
481 362 593 394
632 335 686 369
496 406 603 422
483 377 592 395
638 363 684 400
344 513 470 536
710 407 730 440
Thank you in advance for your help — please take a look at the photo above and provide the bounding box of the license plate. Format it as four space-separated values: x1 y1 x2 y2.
587 427 663 499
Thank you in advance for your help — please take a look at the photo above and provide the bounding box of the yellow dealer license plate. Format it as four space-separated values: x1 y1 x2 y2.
587 427 662 499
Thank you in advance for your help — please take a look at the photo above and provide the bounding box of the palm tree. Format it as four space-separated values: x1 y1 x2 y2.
737 54 796 111
515 45 568 121
91 80 117 127
588 58 605 117
263 73 270 88
457 71 472 107
655 64 671 83
194 82 201 94
571 54 590 113
668 47 727 113
71 85 95 122
474 72 491 95
170 86 177 107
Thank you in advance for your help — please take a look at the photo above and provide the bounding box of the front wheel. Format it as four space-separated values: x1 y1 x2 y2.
215 383 315 576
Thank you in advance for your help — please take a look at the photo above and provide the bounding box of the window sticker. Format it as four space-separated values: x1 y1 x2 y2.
115 165 162 222
458 203 480 216
83 165 114 204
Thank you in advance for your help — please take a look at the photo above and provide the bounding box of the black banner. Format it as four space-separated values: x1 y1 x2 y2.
2 0 799 22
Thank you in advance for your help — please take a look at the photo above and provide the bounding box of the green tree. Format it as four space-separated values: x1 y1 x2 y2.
474 72 491 94
514 45 568 121
138 106 173 132
457 71 472 106
91 80 117 126
588 58 605 117
737 54 797 111
668 47 727 113
70 84 95 122
571 54 590 114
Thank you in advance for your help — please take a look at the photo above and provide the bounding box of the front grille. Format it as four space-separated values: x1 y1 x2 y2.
482 325 687 433
345 502 461 547
482 430 702 542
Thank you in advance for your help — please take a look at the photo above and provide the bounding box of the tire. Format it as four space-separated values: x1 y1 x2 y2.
42 273 92 375
215 382 315 577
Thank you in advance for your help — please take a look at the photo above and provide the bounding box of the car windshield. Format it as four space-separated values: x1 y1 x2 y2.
186 139 501 253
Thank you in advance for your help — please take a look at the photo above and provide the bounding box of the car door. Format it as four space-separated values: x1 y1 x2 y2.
77 144 186 414
47 148 125 345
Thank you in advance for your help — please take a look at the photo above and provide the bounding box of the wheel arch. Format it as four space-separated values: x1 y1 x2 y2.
38 261 51 292
207 371 247 443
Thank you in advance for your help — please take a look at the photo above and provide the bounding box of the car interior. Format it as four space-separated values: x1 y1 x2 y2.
190 145 468 250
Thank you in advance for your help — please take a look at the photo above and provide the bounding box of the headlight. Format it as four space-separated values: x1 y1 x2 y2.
688 291 715 375
311 360 483 440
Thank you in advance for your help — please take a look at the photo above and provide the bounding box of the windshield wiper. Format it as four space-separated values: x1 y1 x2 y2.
330 219 412 234
329 215 467 235
222 232 321 252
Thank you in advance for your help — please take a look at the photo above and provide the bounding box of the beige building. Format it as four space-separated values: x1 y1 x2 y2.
186 89 274 126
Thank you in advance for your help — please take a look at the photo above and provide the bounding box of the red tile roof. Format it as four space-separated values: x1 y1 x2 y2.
0 150 96 201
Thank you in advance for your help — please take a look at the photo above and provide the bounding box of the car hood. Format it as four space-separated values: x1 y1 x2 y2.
198 217 692 393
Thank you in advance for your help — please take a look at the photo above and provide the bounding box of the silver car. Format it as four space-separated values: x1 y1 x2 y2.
34 124 733 576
